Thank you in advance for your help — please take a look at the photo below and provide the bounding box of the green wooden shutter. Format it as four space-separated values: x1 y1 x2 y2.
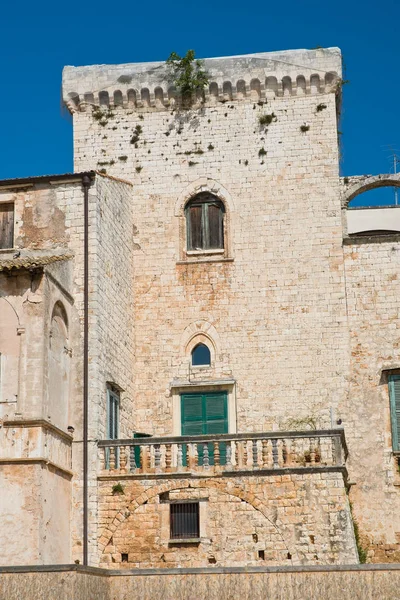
181 393 204 435
389 375 400 451
204 393 228 434
181 392 228 465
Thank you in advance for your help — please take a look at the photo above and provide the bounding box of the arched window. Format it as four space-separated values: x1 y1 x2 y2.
185 193 225 251
191 343 211 366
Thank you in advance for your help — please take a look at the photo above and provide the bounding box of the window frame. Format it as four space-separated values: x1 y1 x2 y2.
191 343 211 367
170 501 200 541
389 373 400 452
0 202 15 250
185 193 225 253
107 386 120 440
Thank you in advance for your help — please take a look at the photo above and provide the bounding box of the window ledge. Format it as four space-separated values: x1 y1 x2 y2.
177 257 234 265
186 249 224 256
168 538 201 545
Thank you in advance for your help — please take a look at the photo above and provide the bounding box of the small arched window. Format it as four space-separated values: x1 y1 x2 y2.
185 193 225 251
191 343 211 366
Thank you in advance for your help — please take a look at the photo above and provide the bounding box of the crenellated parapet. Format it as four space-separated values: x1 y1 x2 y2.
62 47 342 112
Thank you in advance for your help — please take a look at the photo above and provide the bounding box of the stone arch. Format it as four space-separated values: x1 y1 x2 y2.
98 478 296 562
342 174 400 208
0 297 20 403
175 178 234 217
180 320 220 359
47 301 70 431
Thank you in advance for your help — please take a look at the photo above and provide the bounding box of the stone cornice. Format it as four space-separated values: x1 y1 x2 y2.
62 47 342 112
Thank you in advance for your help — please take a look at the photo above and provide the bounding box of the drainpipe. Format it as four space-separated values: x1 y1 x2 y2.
82 173 92 566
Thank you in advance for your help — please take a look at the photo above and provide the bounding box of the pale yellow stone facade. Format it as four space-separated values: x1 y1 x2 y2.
1 47 400 571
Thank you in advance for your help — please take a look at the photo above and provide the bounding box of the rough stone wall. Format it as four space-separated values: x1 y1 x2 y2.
96 471 357 568
342 238 400 561
71 88 348 439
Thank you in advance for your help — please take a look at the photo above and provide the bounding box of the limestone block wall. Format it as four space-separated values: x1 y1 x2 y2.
81 175 136 564
96 470 357 568
342 238 400 561
69 69 348 440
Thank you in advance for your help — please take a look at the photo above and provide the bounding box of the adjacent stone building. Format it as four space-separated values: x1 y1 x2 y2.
1 46 400 570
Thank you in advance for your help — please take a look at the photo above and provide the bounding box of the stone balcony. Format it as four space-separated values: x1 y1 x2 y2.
98 429 347 478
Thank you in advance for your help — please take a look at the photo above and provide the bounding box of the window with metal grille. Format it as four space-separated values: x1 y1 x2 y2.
0 203 14 249
170 502 200 539
185 193 224 251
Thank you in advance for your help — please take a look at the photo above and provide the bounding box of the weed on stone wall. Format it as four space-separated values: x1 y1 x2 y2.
166 50 209 108
349 501 368 563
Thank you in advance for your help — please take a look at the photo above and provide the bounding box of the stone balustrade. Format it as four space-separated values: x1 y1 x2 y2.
98 429 347 476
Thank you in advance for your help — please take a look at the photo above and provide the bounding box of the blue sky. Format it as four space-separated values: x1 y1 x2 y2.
0 0 399 204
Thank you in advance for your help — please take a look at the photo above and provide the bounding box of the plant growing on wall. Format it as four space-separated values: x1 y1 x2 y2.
166 50 209 107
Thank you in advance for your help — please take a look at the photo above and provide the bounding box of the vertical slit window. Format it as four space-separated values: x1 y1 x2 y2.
185 193 224 251
170 502 200 539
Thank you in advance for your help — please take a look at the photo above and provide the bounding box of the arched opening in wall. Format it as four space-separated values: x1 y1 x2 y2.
191 343 211 367
209 82 219 102
265 77 278 98
236 80 246 99
48 302 70 431
154 87 164 107
282 76 292 96
185 193 225 252
84 93 94 105
127 89 137 107
296 76 306 96
250 79 261 100
141 88 150 107
348 186 400 208
99 91 109 107
223 81 232 100
325 72 337 90
310 75 321 94
113 90 123 107
0 298 20 404
346 186 400 237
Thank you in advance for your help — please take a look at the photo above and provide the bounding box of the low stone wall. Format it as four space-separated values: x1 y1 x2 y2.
0 566 108 600
97 468 357 568
2 564 400 600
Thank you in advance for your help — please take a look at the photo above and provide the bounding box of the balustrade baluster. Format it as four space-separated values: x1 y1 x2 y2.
252 439 258 467
165 444 172 471
110 447 116 470
203 443 210 469
226 441 232 468
129 446 137 472
242 440 248 468
282 440 288 466
214 441 220 467
177 444 183 469
119 446 127 472
272 439 278 468
261 439 269 467
154 444 161 470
